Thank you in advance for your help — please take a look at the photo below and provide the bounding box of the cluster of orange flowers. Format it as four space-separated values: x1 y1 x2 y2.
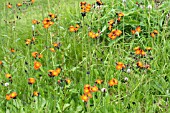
131 26 141 35
42 13 56 29
116 62 126 70
6 92 17 100
134 46 146 56
7 0 35 9
50 42 61 52
80 2 91 17
133 46 152 69
150 30 158 38
88 30 100 39
81 84 99 102
108 12 124 31
25 37 36 45
69 24 80 32
32 52 43 59
108 29 122 40
81 78 118 102
48 68 61 77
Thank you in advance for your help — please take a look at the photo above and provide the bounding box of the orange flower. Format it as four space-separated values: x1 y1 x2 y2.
87 93 92 98
95 79 103 84
108 78 118 86
7 3 12 8
28 78 36 84
153 30 158 34
84 88 91 94
81 94 88 102
84 84 91 89
65 78 71 84
6 94 11 100
134 46 140 51
80 2 86 6
49 13 57 19
150 32 155 38
117 12 124 17
33 91 39 96
0 61 3 65
137 61 143 68
32 52 38 58
131 30 136 35
31 0 35 3
146 47 152 51
96 0 103 6
116 62 125 70
10 92 17 99
50 48 55 52
5 74 12 79
34 61 42 70
25 39 31 45
141 50 146 56
135 49 142 55
10 48 15 53
56 68 61 74
69 26 75 32
91 86 98 92
16 3 22 7
136 26 141 33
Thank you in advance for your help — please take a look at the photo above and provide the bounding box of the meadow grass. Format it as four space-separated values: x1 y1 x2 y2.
0 0 170 113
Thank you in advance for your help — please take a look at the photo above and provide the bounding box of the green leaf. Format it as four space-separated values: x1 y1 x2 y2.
63 103 70 111
76 105 82 112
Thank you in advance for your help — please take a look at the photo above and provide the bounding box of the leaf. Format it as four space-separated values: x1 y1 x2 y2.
101 25 107 33
76 105 82 112
63 103 70 111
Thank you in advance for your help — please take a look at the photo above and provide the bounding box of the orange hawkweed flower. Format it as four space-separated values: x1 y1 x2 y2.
25 39 31 45
91 86 98 92
6 94 11 100
87 93 92 98
108 78 118 86
32 52 38 58
116 62 125 70
146 47 152 51
69 26 75 32
5 74 12 79
56 68 61 74
150 32 155 38
84 88 91 94
80 2 86 6
136 26 141 33
96 0 103 6
81 94 88 102
31 0 35 3
7 3 12 8
28 78 36 84
137 61 143 68
131 30 136 35
153 30 158 34
117 12 124 17
50 48 55 52
114 30 122 36
33 91 39 96
10 92 17 99
16 3 22 7
95 79 103 84
10 48 15 53
141 50 146 56
84 84 91 89
0 61 3 65
65 78 71 84
49 13 57 19
34 61 42 70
